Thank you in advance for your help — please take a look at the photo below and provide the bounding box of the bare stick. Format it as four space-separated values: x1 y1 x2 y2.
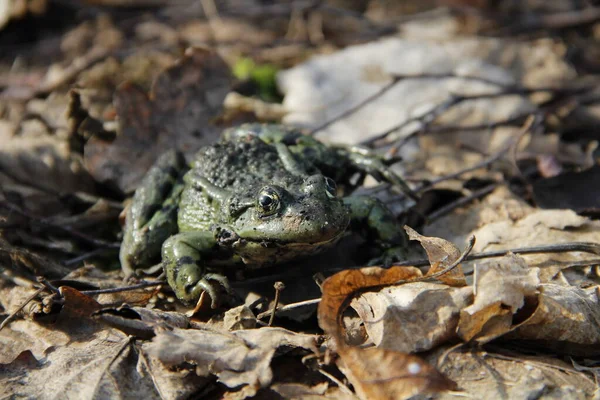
257 298 321 320
309 76 403 135
392 242 600 268
80 281 164 296
268 281 285 326
426 183 498 222
1 201 120 249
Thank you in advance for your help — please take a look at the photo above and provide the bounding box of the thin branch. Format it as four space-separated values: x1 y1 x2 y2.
257 298 321 320
361 85 588 148
392 242 600 268
426 183 499 223
1 202 120 249
417 115 537 191
309 76 403 135
80 281 164 296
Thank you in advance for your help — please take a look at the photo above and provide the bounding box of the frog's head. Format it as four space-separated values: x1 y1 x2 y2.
223 174 350 264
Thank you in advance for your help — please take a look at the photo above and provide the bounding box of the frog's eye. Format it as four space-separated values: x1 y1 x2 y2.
257 188 280 216
324 177 337 198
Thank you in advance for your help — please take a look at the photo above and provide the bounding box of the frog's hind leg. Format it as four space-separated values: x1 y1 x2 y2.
162 231 231 308
340 146 419 201
120 150 188 276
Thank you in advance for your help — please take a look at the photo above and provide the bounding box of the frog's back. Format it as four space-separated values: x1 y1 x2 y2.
177 136 304 232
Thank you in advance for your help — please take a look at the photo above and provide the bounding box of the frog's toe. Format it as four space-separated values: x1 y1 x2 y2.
190 274 232 309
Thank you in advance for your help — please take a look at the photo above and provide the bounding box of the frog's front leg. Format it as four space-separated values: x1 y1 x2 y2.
344 195 407 266
162 231 231 308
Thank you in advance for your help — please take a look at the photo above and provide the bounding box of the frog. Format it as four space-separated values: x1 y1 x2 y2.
120 124 417 307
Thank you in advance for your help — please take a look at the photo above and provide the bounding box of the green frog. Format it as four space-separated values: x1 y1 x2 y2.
120 124 415 307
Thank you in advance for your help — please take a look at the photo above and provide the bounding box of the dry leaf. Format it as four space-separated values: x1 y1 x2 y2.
404 225 467 286
457 253 539 343
434 345 596 399
318 266 457 399
318 266 423 343
145 327 318 396
0 324 164 399
507 284 600 355
340 346 457 400
351 283 472 352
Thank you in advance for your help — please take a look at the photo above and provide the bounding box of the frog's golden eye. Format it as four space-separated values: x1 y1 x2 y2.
257 188 280 216
324 177 337 198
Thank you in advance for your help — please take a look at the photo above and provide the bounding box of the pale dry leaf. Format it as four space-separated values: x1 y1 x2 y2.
457 253 539 343
144 327 318 395
434 346 596 400
223 305 256 331
507 284 600 355
0 325 164 400
351 283 472 353
0 319 69 364
278 37 571 148
138 350 213 400
424 187 600 283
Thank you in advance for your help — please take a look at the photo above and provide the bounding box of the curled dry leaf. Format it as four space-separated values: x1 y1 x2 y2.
457 253 540 343
404 225 467 286
317 265 423 342
318 265 457 400
144 327 318 397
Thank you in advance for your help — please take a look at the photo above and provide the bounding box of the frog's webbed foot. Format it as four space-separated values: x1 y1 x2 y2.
339 146 419 201
162 231 232 308
189 273 233 308
120 150 188 276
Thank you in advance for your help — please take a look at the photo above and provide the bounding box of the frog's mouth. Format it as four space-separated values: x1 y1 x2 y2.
243 228 347 248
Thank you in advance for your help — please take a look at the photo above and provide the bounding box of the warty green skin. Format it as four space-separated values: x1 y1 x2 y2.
120 124 410 307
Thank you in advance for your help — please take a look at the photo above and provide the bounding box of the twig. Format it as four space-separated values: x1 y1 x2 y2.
392 242 600 268
80 281 164 296
63 247 117 267
361 86 588 148
37 277 61 295
309 76 404 135
268 281 285 327
1 202 120 249
0 287 45 332
318 368 356 397
257 298 321 320
426 183 499 222
1 46 110 101
417 115 537 191
498 6 600 34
